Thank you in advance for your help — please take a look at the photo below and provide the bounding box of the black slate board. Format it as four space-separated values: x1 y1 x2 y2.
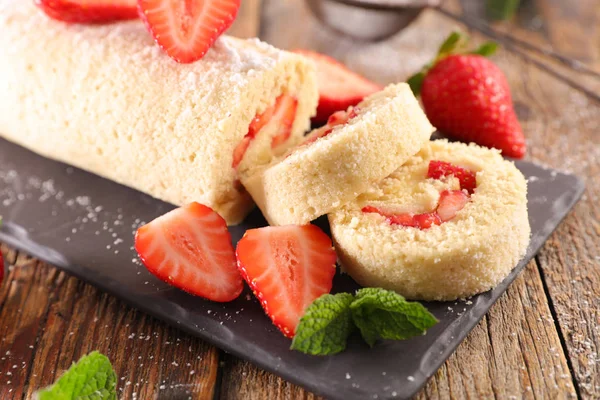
0 137 584 400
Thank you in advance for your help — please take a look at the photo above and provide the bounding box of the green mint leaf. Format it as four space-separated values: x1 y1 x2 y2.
436 31 464 57
37 351 117 400
291 293 355 356
471 42 498 57
350 288 437 347
407 72 426 96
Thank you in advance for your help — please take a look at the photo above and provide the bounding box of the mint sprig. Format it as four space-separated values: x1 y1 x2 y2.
291 288 437 355
291 293 355 355
350 288 438 347
37 351 117 400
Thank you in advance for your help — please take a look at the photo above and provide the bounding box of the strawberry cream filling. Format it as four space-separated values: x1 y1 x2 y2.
362 161 476 229
232 94 298 169
301 106 359 147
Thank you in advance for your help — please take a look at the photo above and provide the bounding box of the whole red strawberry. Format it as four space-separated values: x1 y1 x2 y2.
408 32 526 158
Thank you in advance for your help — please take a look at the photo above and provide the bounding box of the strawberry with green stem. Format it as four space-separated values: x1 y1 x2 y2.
408 32 526 159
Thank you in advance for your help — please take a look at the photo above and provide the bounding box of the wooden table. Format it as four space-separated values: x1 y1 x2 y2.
1 0 599 398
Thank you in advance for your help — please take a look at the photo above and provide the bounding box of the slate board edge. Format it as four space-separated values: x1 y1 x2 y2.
0 172 585 400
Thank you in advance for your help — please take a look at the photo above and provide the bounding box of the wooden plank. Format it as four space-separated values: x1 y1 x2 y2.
0 1 596 399
535 0 599 65
425 7 600 397
0 248 52 400
441 0 600 99
0 250 221 400
488 26 600 398
416 261 577 399
228 3 588 398
445 0 600 71
228 0 262 38
219 354 323 400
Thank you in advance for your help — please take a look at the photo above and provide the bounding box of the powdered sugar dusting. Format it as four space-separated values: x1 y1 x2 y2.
0 164 153 276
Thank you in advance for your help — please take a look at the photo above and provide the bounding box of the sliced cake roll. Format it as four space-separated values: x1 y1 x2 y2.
241 83 435 226
328 140 530 301
0 1 318 225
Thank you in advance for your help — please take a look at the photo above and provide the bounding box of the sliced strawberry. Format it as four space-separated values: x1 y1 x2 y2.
427 160 477 194
326 106 359 126
249 104 275 138
362 206 442 230
386 213 419 227
361 205 384 214
270 95 298 149
302 125 333 147
232 94 297 168
300 106 359 147
135 202 243 302
437 190 470 222
138 0 241 63
36 0 138 23
412 213 443 229
236 225 337 338
293 50 382 123
232 135 253 169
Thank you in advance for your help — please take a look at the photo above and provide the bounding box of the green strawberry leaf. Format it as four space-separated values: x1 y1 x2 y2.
471 42 498 57
350 288 437 347
291 293 355 356
407 71 426 96
436 31 464 57
37 351 117 400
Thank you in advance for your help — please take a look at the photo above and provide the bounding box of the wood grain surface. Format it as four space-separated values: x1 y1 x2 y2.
1 0 599 399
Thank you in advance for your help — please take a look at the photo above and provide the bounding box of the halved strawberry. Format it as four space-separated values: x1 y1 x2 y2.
437 190 469 221
427 160 477 194
362 206 442 230
135 202 243 302
236 225 337 338
36 0 138 23
138 0 241 63
293 50 382 123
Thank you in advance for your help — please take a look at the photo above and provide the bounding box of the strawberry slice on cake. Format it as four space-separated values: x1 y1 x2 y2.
139 0 241 63
232 94 298 169
36 0 138 23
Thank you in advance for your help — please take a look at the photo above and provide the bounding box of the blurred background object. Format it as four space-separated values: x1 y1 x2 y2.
486 0 521 20
306 0 442 40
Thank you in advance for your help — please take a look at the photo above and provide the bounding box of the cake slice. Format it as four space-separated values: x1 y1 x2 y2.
0 1 318 225
241 83 434 226
328 140 531 301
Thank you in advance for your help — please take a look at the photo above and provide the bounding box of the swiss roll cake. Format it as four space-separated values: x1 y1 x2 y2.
328 140 530 301
0 1 318 225
241 83 435 226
